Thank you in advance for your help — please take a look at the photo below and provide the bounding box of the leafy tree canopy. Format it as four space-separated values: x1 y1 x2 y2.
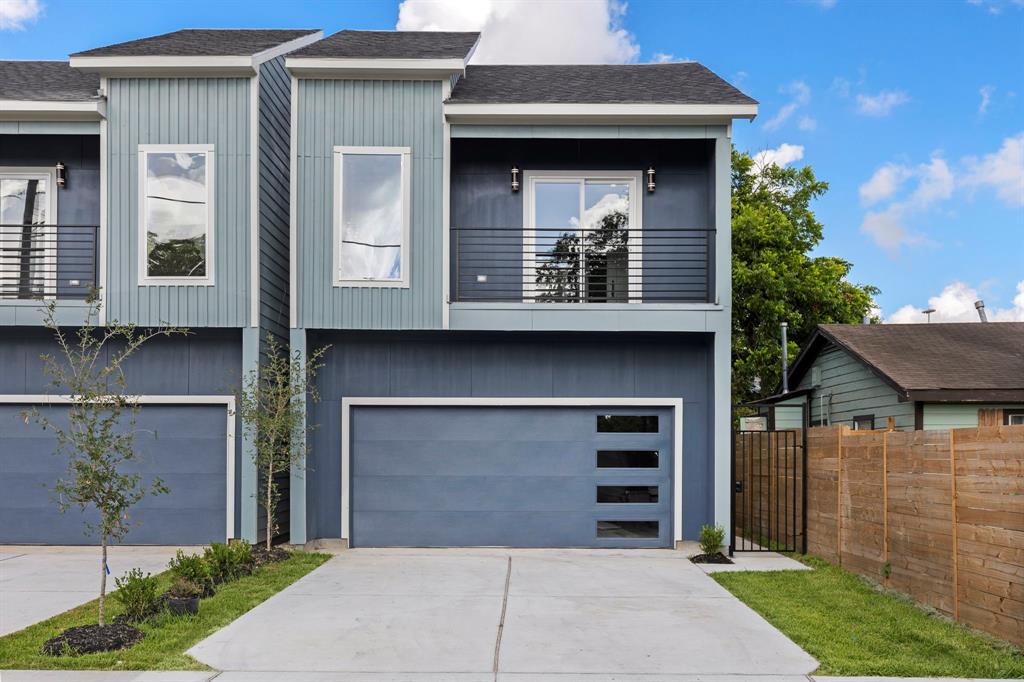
732 149 879 405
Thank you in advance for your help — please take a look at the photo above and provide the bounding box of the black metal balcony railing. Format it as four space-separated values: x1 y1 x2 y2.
453 226 714 303
0 225 99 300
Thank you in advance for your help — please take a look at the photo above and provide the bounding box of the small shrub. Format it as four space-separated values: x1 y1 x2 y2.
699 524 726 555
204 540 253 583
168 577 203 599
112 568 160 622
229 538 253 568
168 550 211 588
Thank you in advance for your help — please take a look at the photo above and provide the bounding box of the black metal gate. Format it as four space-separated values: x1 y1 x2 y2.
730 403 807 554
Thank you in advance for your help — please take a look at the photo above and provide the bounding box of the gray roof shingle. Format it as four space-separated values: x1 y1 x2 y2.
71 29 319 58
0 61 100 101
814 322 1024 393
448 64 756 105
290 30 479 59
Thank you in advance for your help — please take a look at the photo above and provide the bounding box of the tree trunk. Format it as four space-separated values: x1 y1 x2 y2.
99 533 108 627
266 464 273 550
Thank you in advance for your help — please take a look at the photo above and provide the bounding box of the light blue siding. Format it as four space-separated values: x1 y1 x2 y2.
294 79 444 330
922 403 1021 429
105 77 252 327
795 344 915 429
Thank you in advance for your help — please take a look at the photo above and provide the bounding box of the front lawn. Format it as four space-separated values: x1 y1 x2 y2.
713 555 1024 678
0 551 330 670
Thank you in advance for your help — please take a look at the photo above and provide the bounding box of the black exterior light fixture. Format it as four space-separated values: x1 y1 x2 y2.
511 164 520 192
646 166 656 193
55 161 67 189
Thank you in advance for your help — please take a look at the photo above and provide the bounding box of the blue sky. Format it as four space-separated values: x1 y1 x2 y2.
3 0 1021 322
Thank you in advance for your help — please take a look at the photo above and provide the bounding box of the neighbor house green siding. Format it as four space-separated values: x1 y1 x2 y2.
293 78 444 330
105 77 252 327
795 343 915 430
921 403 1022 429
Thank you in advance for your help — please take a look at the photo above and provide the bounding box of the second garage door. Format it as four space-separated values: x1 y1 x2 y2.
350 405 674 548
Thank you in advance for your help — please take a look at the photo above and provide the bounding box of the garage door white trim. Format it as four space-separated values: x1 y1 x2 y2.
340 396 684 545
0 394 236 540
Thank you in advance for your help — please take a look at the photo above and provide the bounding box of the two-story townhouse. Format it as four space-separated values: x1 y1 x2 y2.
285 31 757 549
0 29 323 545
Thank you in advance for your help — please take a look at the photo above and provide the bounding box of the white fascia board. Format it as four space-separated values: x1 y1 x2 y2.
251 31 324 66
0 99 105 121
69 55 257 77
285 57 466 80
444 102 759 124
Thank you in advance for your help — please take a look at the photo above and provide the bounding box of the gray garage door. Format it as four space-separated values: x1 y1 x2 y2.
0 403 228 545
350 405 674 548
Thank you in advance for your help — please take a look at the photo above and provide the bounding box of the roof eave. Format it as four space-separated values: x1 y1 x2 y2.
0 99 105 121
442 102 758 125
906 389 1024 403
285 57 467 80
69 55 258 77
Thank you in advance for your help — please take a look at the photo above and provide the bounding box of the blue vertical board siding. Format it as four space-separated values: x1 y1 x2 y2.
303 330 713 541
295 79 444 329
258 57 291 348
105 78 251 327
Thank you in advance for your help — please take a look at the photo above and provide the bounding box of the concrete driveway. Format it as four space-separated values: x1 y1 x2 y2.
190 548 817 677
0 546 182 636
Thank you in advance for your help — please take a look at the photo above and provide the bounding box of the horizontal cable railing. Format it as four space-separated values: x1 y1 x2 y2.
453 226 714 303
0 224 99 301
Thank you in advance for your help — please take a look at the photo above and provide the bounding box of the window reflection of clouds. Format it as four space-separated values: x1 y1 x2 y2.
146 152 207 242
0 177 48 224
340 154 403 281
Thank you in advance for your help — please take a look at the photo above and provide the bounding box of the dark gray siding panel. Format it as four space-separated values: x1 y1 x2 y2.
305 331 712 541
451 138 714 302
351 405 673 548
0 403 227 544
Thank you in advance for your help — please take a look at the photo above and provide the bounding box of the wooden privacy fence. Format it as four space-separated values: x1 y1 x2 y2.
805 425 1023 646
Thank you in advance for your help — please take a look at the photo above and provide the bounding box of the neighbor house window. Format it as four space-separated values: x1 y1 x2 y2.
0 168 57 299
333 146 411 287
1004 410 1024 426
138 145 214 285
852 414 875 431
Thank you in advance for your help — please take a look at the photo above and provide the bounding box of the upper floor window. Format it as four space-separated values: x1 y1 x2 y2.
333 146 411 288
138 145 214 285
0 168 57 299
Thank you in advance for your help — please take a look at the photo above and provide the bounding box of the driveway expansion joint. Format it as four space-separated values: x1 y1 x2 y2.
493 555 513 677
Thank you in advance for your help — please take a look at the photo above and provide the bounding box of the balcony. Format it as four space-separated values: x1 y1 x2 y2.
452 226 714 304
0 224 99 301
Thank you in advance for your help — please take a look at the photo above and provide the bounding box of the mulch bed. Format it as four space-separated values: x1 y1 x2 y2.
41 623 144 656
251 545 290 567
690 552 734 564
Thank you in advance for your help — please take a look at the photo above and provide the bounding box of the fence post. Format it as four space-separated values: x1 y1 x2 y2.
801 402 808 554
836 426 844 566
882 430 889 574
950 429 960 621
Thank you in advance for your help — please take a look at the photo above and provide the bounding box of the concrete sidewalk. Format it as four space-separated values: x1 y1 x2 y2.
1 672 1013 681
0 546 185 636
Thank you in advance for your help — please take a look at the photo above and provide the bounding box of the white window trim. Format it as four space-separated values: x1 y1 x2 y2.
0 394 236 541
0 167 59 299
522 170 643 304
339 396 684 547
332 145 412 288
137 144 215 286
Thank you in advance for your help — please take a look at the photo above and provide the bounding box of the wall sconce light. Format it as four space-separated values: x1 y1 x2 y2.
646 166 656 193
55 161 67 189
511 164 520 193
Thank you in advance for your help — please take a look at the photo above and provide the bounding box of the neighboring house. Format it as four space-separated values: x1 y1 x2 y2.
760 322 1024 431
0 29 323 545
286 31 757 548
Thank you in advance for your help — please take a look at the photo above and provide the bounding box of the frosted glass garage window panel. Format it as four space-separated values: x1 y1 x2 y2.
142 150 211 281
338 152 408 284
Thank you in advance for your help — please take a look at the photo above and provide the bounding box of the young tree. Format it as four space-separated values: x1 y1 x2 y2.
237 337 328 549
25 297 188 626
732 149 879 405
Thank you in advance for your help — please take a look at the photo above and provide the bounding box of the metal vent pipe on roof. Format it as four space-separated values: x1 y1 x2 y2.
975 300 988 322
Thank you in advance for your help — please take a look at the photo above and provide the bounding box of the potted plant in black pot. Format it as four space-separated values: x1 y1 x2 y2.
165 577 203 616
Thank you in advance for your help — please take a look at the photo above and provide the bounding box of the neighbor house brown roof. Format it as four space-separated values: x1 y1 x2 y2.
789 322 1024 402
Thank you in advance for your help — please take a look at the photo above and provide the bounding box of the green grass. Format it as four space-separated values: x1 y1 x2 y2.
0 551 330 670
713 555 1024 678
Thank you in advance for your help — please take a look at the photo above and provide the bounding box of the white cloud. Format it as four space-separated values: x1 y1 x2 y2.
978 85 996 114
910 157 955 206
856 89 910 116
887 280 1024 323
753 143 805 169
396 0 640 63
0 0 41 30
830 76 852 98
861 204 918 255
762 80 811 132
859 163 912 206
961 132 1024 207
798 116 818 131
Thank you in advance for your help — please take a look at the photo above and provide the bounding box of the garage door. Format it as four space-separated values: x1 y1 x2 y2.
350 405 674 548
0 403 228 545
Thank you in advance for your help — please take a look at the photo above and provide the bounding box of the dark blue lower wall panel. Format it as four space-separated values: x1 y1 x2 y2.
0 404 227 544
306 330 713 542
